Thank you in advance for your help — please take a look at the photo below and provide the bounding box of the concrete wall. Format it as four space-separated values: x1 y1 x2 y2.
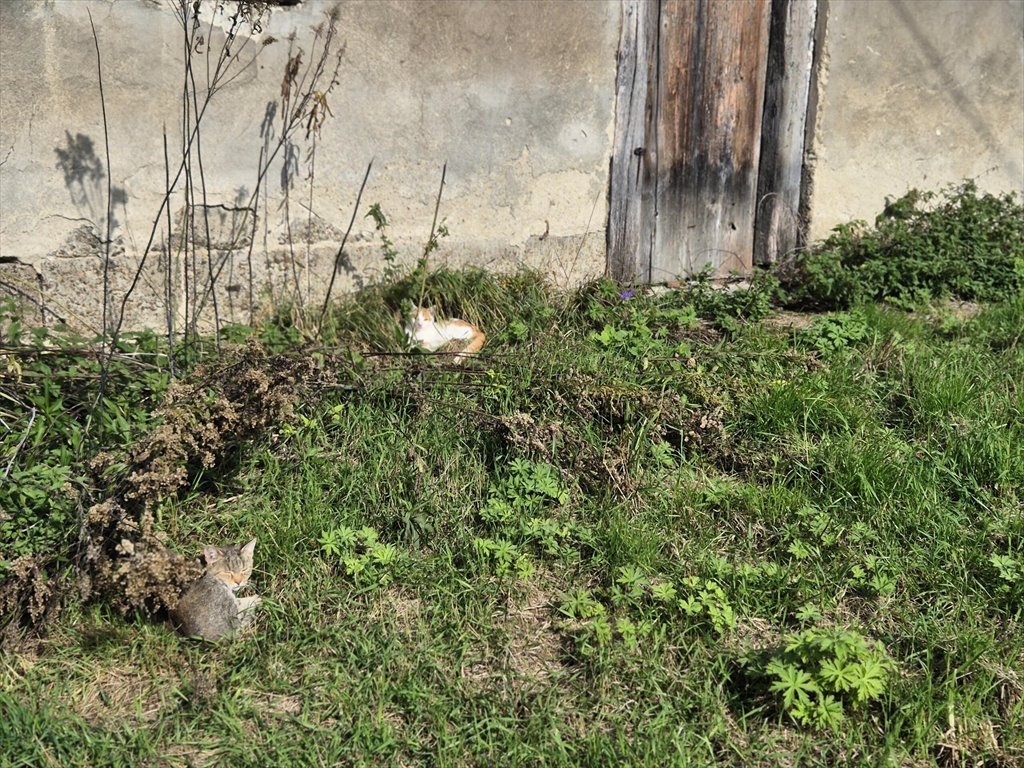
0 0 618 332
2 0 1022 332
805 0 1024 240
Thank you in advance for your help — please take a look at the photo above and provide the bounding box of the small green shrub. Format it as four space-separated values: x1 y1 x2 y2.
471 536 534 578
799 311 871 354
0 301 171 575
558 566 737 660
683 269 779 334
745 627 896 731
318 525 401 587
477 458 589 565
778 181 1024 310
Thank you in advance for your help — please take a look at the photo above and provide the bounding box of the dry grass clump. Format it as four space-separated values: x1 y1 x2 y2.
81 339 334 618
2 339 341 641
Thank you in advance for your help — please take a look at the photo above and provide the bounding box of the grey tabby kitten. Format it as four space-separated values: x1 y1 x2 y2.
171 539 261 641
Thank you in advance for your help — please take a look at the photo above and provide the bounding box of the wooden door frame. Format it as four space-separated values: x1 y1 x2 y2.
754 0 820 265
607 0 821 282
606 0 660 283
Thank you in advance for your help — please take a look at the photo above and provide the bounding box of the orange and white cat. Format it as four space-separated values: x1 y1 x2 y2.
405 306 485 362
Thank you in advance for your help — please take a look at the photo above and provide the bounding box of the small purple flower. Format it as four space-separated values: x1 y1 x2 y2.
619 289 635 300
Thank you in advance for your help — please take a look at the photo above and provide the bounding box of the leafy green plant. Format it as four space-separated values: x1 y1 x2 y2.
363 201 450 300
800 311 870 354
682 268 778 334
560 569 736 659
748 627 896 731
365 203 402 281
558 588 605 621
848 554 898 598
477 459 587 563
580 283 697 368
318 525 401 587
777 181 1024 310
989 553 1021 584
987 552 1022 611
0 302 171 575
587 318 692 369
471 536 534 578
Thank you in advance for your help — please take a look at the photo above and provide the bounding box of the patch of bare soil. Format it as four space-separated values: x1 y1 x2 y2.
69 664 179 727
457 576 565 697
240 688 305 717
369 587 423 636
159 743 220 768
499 578 563 683
761 310 820 331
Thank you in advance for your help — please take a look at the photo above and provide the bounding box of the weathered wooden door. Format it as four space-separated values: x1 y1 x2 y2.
608 0 818 281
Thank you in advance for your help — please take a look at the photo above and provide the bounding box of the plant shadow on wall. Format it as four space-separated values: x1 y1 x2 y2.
54 131 128 234
40 1 365 352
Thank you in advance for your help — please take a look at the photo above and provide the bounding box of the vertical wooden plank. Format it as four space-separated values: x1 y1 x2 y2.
652 0 771 279
755 0 818 264
607 0 660 282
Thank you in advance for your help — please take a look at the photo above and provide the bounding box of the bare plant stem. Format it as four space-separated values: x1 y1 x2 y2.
86 11 113 341
187 53 221 348
305 133 317 308
86 9 113 413
317 160 374 335
77 3 133 474
246 145 265 327
107 2 344 361
179 2 195 366
163 130 175 378
282 153 302 308
418 162 447 311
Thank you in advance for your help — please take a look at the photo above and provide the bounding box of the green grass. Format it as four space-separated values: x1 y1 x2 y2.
2 272 1023 766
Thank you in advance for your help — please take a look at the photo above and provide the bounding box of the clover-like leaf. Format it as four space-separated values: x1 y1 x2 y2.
818 657 857 693
769 664 819 710
813 694 846 731
650 581 678 603
848 658 890 704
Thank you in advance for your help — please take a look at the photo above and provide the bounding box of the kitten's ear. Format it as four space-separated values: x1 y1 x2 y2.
202 545 222 564
240 539 257 559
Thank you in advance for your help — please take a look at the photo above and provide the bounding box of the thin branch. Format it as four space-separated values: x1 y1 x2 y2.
418 162 447 311
163 129 176 377
87 10 113 340
282 147 302 307
246 145 264 326
86 9 113 397
188 47 221 348
305 133 316 307
182 0 203 359
317 159 374 335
